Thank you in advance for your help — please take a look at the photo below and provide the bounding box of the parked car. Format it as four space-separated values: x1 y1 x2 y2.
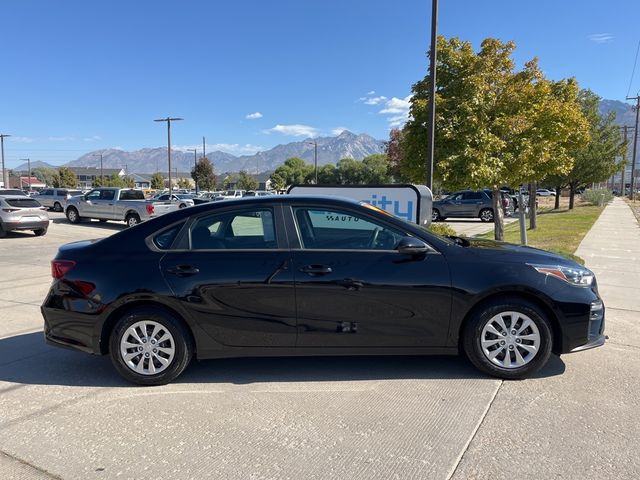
0 194 49 237
37 188 84 212
536 189 554 197
243 190 274 197
219 189 245 199
42 195 605 385
0 189 29 196
432 190 513 222
154 194 195 209
65 188 180 227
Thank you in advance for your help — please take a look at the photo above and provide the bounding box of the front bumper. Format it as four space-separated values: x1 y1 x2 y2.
570 334 606 352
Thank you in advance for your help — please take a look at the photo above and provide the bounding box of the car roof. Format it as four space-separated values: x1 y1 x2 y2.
0 194 33 199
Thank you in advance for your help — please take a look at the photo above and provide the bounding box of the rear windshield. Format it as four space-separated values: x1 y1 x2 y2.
6 198 41 208
119 190 145 200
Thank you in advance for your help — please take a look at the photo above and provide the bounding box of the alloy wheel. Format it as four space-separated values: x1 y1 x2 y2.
119 320 175 375
480 311 540 369
480 209 494 222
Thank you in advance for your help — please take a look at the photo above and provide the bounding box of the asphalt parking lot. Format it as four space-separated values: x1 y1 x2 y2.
0 208 638 479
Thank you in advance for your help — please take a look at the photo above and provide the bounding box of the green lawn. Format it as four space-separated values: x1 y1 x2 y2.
477 205 605 264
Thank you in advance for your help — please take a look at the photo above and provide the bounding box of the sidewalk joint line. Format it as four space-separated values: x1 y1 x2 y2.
0 449 63 480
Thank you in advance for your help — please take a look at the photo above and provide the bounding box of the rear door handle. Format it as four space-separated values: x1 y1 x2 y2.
167 265 200 277
300 264 332 276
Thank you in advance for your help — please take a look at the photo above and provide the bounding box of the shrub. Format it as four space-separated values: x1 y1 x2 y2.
581 188 614 206
427 222 457 237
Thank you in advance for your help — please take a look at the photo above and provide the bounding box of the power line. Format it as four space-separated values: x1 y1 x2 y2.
627 40 640 98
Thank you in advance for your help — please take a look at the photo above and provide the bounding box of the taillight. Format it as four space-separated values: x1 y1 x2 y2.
51 260 76 279
146 204 155 215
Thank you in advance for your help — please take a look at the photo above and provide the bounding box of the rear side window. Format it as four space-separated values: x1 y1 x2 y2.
57 189 68 195
101 190 116 200
153 223 185 250
120 190 144 200
190 208 276 250
6 198 41 208
462 191 483 200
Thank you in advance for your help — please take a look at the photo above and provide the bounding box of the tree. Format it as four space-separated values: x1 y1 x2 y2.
51 167 78 188
271 157 314 189
336 158 365 184
151 172 165 190
362 154 391 183
317 164 337 184
32 167 57 186
177 178 192 189
385 128 406 181
548 90 625 209
123 176 135 188
94 174 126 188
191 157 216 191
401 37 589 240
236 170 259 190
222 175 236 189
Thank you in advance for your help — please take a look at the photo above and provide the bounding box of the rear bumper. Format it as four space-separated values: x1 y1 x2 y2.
41 305 101 355
3 220 49 231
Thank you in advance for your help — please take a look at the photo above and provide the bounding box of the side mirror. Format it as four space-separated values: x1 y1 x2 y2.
397 236 429 255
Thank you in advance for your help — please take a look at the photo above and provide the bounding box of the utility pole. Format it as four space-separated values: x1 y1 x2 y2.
154 117 183 192
188 148 197 193
20 158 30 190
306 139 318 184
425 0 438 190
92 153 104 185
626 96 640 200
202 136 206 159
619 125 635 194
0 134 11 189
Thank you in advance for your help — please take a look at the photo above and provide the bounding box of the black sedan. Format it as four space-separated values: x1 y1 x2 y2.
42 195 605 385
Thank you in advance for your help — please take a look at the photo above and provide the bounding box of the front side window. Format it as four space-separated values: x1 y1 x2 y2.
86 190 101 200
190 208 276 250
294 208 403 250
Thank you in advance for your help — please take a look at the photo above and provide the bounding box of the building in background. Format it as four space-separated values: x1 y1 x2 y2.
68 167 125 189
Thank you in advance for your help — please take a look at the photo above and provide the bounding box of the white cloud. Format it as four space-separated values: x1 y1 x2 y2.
367 90 376 95
83 135 102 142
245 112 263 120
9 136 35 143
364 95 387 105
379 96 411 114
588 33 614 43
266 124 318 137
48 136 75 142
331 127 350 135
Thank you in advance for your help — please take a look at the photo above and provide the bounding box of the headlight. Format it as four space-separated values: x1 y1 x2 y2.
529 264 594 286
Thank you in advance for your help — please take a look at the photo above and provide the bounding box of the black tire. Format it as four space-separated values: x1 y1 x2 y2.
431 209 441 222
479 208 494 222
99 219 108 223
125 213 141 228
0 224 6 238
33 228 47 236
109 307 194 386
462 297 553 380
53 202 63 212
179 203 186 209
66 206 81 224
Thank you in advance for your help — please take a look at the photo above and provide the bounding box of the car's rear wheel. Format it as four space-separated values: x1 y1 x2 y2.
462 298 553 379
0 223 6 238
479 208 494 222
125 213 141 227
53 202 63 212
66 207 81 224
33 228 47 236
109 307 193 386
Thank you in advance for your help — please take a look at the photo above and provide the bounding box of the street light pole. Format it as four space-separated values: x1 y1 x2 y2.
626 96 640 199
0 134 11 189
426 0 438 190
187 148 197 193
306 140 318 184
154 117 183 192
92 153 104 185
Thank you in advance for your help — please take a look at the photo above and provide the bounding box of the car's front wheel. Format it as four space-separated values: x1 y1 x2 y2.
66 207 81 224
432 209 441 222
109 307 193 386
479 208 494 222
462 298 553 379
33 228 47 236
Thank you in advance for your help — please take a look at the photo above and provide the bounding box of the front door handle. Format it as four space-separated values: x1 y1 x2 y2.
300 264 332 276
166 265 200 277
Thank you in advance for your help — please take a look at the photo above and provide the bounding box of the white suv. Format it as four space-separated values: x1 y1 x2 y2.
0 195 50 237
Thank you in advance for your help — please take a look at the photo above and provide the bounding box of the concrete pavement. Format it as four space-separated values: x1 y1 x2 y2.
443 216 517 237
451 197 640 479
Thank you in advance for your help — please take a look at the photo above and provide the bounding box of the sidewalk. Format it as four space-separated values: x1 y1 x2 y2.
452 197 640 480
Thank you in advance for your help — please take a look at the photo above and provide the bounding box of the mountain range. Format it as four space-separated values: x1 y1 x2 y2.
60 130 386 174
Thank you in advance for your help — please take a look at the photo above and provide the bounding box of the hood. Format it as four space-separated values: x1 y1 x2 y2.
461 238 579 266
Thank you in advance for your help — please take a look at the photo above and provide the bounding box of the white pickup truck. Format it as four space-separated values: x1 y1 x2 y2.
64 188 179 227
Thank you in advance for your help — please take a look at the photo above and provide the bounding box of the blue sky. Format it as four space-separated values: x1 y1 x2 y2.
1 0 639 167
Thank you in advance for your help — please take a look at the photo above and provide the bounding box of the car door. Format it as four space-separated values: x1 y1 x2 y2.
461 191 485 216
286 205 451 348
79 189 102 216
98 189 117 218
442 192 465 217
159 204 297 348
